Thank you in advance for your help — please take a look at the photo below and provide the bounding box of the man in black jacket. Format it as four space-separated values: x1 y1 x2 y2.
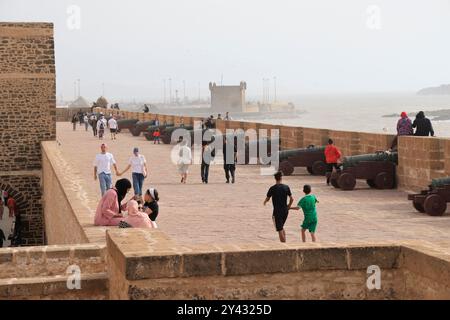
413 111 434 136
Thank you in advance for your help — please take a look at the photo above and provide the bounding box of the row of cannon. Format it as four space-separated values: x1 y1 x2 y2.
278 147 397 190
278 144 450 216
117 119 450 217
117 119 279 164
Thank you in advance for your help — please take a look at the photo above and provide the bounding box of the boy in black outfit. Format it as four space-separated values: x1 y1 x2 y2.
264 171 293 242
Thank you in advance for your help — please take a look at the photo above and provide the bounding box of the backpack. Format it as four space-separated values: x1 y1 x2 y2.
99 121 105 130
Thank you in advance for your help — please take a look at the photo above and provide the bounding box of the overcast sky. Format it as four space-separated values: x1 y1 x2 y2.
1 0 450 101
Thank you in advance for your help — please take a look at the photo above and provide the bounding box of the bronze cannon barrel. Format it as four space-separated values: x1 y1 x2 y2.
343 151 398 169
117 119 139 131
431 177 450 188
161 125 194 144
130 120 157 136
278 146 325 162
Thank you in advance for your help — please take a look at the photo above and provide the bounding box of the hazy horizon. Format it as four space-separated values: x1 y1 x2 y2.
1 0 450 102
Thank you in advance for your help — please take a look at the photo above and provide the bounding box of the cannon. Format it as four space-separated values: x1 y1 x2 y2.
117 119 139 132
143 123 174 141
408 177 450 216
129 120 156 136
277 145 326 176
330 151 397 191
161 125 194 144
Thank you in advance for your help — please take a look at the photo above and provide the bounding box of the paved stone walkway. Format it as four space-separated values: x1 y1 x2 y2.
56 122 450 250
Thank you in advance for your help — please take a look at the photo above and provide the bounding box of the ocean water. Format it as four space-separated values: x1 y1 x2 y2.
253 93 450 137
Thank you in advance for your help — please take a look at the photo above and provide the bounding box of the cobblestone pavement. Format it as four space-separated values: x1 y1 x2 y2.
56 122 450 250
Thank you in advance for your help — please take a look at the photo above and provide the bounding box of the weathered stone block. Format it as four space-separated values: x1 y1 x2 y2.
224 249 298 276
299 247 347 271
347 246 401 270
181 252 222 277
125 254 182 280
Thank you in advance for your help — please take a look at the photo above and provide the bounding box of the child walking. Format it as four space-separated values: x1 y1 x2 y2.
289 184 318 242
153 129 161 144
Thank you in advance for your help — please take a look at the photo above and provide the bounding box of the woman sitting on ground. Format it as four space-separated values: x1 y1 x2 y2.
94 178 132 226
120 200 154 229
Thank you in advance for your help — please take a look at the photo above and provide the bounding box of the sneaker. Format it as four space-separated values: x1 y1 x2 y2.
226 180 230 183
231 177 235 184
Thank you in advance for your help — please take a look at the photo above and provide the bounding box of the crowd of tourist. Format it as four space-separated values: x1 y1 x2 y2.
71 109 121 141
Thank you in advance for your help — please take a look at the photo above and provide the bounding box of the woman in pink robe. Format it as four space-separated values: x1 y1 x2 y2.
94 178 132 226
122 200 154 229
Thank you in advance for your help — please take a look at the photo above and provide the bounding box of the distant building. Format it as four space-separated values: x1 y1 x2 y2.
96 96 108 109
209 82 246 113
68 96 90 110
62 96 91 120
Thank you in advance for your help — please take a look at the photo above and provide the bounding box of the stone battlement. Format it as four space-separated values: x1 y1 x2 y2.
109 229 450 299
0 243 107 299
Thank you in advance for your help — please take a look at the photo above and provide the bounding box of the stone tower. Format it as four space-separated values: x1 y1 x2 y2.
0 23 56 245
209 81 246 113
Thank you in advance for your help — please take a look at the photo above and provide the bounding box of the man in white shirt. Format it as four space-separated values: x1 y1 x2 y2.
119 147 148 200
108 116 118 140
93 143 120 196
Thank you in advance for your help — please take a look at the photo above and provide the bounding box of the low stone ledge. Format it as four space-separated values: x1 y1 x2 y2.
346 245 402 270
0 244 106 279
224 249 298 276
181 252 222 277
107 229 404 280
299 247 348 271
0 251 13 263
0 273 108 300
401 246 450 286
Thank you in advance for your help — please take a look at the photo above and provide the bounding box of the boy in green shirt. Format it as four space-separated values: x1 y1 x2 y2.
289 185 318 242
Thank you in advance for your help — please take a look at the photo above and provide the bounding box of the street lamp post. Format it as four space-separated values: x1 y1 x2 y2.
273 76 277 103
169 78 172 105
163 79 166 104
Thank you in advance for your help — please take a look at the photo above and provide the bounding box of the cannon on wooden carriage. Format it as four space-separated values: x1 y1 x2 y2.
117 119 139 132
330 151 398 191
143 123 174 141
408 177 450 216
129 120 156 136
161 125 194 144
277 145 326 176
